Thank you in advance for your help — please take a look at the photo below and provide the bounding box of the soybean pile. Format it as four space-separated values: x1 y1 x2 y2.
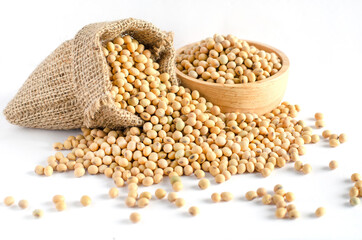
176 34 282 84
4 34 358 223
45 34 320 184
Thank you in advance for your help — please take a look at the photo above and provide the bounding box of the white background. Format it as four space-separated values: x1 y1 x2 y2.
0 0 361 239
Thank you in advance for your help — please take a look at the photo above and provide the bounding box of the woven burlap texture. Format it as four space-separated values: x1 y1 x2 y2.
3 18 177 130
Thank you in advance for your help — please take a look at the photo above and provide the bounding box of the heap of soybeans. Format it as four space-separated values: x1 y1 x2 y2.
176 34 282 84
38 34 348 185
28 34 352 221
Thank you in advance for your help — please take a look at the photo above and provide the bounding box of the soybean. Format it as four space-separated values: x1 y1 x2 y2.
130 212 141 223
188 206 200 216
315 207 326 217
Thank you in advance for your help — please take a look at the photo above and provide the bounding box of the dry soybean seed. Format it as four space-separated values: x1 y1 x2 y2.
276 200 287 208
274 184 283 192
128 191 138 199
315 207 326 217
128 183 138 192
115 178 125 187
167 192 178 202
339 133 347 143
198 178 210 190
74 167 85 177
350 197 360 206
322 130 331 139
329 134 338 140
52 195 65 204
221 192 233 202
315 120 325 128
172 181 183 192
35 165 44 175
170 176 181 185
311 134 320 143
329 139 340 148
245 191 257 201
53 142 63 150
55 202 67 211
262 194 273 205
261 168 271 177
272 194 285 205
109 187 119 198
288 209 300 219
137 198 149 208
44 166 53 176
349 187 359 197
139 192 152 200
285 192 295 202
286 204 296 212
33 209 44 218
275 208 287 219
18 199 29 209
130 212 141 223
127 177 138 185
257 188 267 197
125 197 136 207
194 169 205 179
275 189 286 196
211 193 221 203
142 177 154 187
88 165 98 175
80 195 91 207
329 160 338 170
175 198 186 208
287 204 297 212
188 206 200 216
155 189 167 199
294 161 303 171
215 174 226 183
314 112 323 120
302 164 312 174
351 173 361 182
4 196 15 206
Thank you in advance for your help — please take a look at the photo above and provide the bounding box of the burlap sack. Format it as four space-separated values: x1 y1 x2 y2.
3 18 176 130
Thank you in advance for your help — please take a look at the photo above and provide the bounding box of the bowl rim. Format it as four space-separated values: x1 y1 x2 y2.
175 39 289 87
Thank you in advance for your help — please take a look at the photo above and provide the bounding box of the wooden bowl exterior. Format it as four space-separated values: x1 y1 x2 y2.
175 40 289 115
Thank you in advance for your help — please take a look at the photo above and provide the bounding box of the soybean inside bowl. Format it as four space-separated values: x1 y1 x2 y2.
175 40 290 115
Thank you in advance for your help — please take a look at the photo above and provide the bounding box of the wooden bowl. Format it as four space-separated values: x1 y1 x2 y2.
175 40 289 115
